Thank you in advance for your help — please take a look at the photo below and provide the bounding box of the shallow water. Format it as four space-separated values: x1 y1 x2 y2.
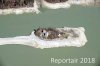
0 6 100 66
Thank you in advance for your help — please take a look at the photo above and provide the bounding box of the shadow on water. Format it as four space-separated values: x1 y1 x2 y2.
97 61 100 66
0 58 4 66
96 56 100 66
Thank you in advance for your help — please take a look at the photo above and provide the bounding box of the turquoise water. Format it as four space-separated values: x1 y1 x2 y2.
0 6 100 66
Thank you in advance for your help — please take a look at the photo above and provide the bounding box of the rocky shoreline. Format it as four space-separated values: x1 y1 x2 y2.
0 0 34 9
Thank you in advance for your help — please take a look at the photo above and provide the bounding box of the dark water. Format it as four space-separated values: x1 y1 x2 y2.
0 6 100 66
